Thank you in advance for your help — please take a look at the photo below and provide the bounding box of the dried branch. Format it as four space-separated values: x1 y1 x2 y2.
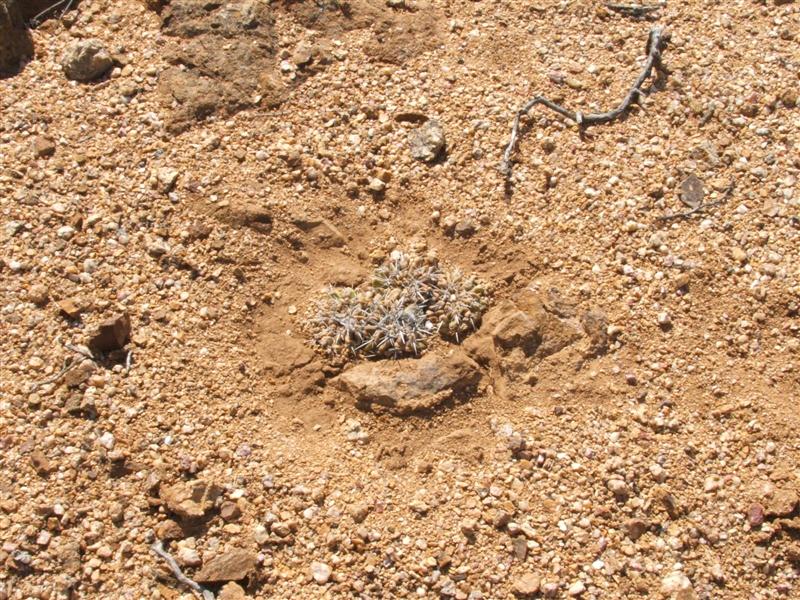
500 27 669 181
30 358 74 391
28 0 74 26
151 541 214 600
605 2 663 18
656 180 736 221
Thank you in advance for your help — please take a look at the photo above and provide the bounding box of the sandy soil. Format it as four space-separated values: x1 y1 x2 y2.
1 0 799 598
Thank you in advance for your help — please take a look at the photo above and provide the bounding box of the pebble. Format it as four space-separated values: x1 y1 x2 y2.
513 573 540 596
310 561 332 584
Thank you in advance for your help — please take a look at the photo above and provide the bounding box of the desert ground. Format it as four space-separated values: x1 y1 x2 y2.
1 0 799 598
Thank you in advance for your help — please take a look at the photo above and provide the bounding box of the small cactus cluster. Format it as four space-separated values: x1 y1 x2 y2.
308 251 488 360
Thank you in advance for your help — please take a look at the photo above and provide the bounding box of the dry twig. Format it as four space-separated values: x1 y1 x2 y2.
30 358 74 391
28 0 75 26
656 180 736 221
151 541 214 600
605 2 663 18
500 27 669 181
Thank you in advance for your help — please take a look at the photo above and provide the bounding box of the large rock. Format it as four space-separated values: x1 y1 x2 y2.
194 548 256 583
334 350 481 414
0 0 33 75
159 480 222 521
61 39 113 82
158 0 283 131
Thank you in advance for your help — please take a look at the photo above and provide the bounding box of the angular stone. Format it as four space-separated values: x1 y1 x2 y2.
32 136 56 158
57 297 86 319
334 350 481 414
409 119 446 162
61 39 113 82
88 313 131 353
194 548 256 583
159 480 222 521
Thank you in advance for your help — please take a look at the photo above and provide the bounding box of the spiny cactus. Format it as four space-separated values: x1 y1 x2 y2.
307 251 489 360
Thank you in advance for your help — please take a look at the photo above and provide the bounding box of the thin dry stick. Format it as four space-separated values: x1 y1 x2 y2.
605 2 663 17
30 358 74 391
151 541 215 600
29 0 73 25
656 181 736 221
500 27 669 180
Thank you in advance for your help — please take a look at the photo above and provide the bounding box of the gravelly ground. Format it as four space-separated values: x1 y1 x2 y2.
1 0 799 598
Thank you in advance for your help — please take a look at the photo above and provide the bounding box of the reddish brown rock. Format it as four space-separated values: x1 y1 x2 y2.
194 548 256 583
334 349 481 414
88 313 131 353
159 480 222 521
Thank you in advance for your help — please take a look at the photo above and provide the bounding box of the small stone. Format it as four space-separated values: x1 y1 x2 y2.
218 582 247 600
732 247 747 264
455 219 477 238
159 480 222 521
568 581 585 596
61 39 113 82
157 168 179 194
32 136 56 158
310 560 332 584
350 503 370 523
409 119 446 162
27 284 49 306
748 503 765 527
625 518 648 541
657 312 671 327
176 544 201 568
155 519 184 541
88 313 131 353
292 43 313 67
607 479 630 500
194 548 256 583
679 174 704 209
460 519 478 537
57 297 85 319
30 450 51 476
513 573 540 596
97 432 115 450
220 501 242 522
367 177 386 193
57 225 75 240
512 536 528 561
661 571 693 596
710 564 726 585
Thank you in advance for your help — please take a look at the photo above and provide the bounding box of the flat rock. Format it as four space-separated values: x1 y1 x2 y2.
291 215 346 248
158 0 282 131
334 350 481 414
88 313 131 353
409 119 446 162
194 548 256 583
159 480 222 521
61 39 113 82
